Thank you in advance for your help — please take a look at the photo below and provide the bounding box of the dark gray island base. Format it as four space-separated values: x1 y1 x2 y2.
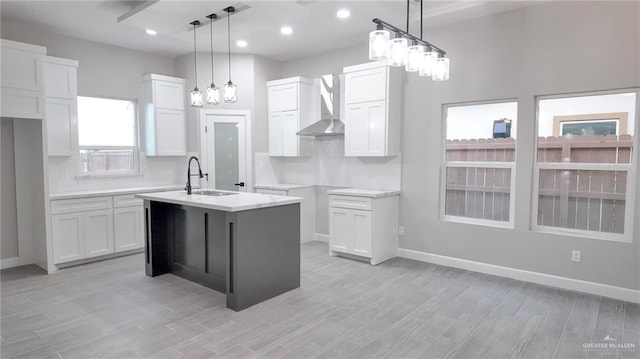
143 200 300 311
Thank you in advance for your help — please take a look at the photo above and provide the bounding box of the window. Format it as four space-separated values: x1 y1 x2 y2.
77 96 138 175
534 90 637 241
442 100 518 227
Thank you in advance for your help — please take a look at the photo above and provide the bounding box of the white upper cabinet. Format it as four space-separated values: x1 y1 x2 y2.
44 56 78 156
343 61 401 157
142 74 187 156
267 77 315 157
1 39 46 119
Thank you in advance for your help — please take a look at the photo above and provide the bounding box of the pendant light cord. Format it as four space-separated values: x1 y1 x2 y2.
192 22 198 87
420 0 423 40
227 10 232 82
406 0 409 33
210 17 214 85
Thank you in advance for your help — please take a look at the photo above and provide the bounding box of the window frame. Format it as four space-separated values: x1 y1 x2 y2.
440 98 519 229
531 88 639 243
76 95 141 178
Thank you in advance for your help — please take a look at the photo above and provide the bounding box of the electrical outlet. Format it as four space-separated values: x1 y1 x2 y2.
398 226 404 235
571 250 581 263
61 170 69 179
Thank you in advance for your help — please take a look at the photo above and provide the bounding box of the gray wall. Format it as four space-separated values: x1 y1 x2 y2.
402 1 639 290
1 120 19 259
280 1 640 290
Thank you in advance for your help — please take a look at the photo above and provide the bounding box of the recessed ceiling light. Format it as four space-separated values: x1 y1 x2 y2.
280 26 293 35
337 9 350 19
236 40 248 48
145 29 157 35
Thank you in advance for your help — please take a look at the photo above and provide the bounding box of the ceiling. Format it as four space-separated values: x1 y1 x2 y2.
0 1 540 61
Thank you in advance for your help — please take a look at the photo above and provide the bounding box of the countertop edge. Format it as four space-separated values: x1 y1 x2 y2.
50 185 190 200
137 192 303 212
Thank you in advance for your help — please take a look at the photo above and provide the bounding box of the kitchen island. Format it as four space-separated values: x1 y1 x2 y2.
136 190 301 311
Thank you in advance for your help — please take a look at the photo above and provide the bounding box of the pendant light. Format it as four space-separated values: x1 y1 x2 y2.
367 0 450 80
368 24 389 60
223 6 237 103
206 13 220 105
189 20 203 107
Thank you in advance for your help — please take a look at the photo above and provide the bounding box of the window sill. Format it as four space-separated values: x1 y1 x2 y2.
441 215 514 229
532 226 632 243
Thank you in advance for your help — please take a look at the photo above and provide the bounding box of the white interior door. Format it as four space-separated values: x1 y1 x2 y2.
200 110 252 192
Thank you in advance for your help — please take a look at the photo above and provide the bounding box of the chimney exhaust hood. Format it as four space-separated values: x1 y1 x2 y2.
296 74 344 137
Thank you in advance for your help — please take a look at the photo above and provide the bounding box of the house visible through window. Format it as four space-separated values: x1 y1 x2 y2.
442 100 518 227
77 96 138 175
534 91 637 241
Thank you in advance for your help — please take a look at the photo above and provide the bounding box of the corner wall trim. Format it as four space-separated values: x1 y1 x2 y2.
396 248 640 304
313 233 329 243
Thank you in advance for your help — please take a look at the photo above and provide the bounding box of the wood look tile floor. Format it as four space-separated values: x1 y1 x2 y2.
1 242 638 359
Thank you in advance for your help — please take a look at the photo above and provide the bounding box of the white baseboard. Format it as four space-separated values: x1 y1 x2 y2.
0 256 30 270
313 233 329 243
397 248 640 304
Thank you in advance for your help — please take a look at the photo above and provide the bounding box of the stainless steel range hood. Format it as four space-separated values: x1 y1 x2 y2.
297 74 344 137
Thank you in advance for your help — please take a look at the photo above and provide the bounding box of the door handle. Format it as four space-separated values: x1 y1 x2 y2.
234 182 245 187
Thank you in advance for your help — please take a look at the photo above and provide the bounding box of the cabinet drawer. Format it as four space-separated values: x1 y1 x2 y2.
257 189 288 196
329 195 372 211
51 196 113 214
113 194 144 208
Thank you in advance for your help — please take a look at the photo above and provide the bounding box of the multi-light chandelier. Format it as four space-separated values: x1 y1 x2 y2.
369 0 449 81
189 7 238 107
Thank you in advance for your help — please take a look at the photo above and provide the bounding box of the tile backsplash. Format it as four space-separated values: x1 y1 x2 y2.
255 136 401 190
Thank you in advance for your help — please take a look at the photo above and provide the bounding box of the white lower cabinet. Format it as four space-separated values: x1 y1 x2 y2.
328 193 398 265
84 209 114 258
51 194 144 265
51 212 84 264
114 206 144 252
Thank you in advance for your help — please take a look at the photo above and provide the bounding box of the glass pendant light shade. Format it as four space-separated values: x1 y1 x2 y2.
206 84 219 105
190 87 203 107
388 34 407 67
405 43 424 72
419 50 439 77
224 81 237 103
368 28 390 61
432 57 450 81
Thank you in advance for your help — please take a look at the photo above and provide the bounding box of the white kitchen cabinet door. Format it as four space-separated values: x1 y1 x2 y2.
52 213 85 264
155 108 187 155
114 206 144 252
329 208 351 253
84 209 114 258
154 81 184 110
344 67 386 104
44 59 77 99
46 98 77 156
268 112 284 156
345 100 386 156
282 111 299 156
1 40 46 119
267 83 298 112
351 210 372 257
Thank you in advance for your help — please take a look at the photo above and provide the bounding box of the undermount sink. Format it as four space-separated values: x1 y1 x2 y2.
190 189 237 197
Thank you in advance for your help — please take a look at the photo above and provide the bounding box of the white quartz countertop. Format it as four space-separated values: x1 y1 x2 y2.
326 188 401 198
255 183 314 190
136 190 302 212
50 185 189 200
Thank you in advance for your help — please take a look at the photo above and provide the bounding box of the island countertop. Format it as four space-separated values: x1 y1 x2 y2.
136 190 302 212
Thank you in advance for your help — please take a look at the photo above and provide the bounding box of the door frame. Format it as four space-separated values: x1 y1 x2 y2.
199 109 253 193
